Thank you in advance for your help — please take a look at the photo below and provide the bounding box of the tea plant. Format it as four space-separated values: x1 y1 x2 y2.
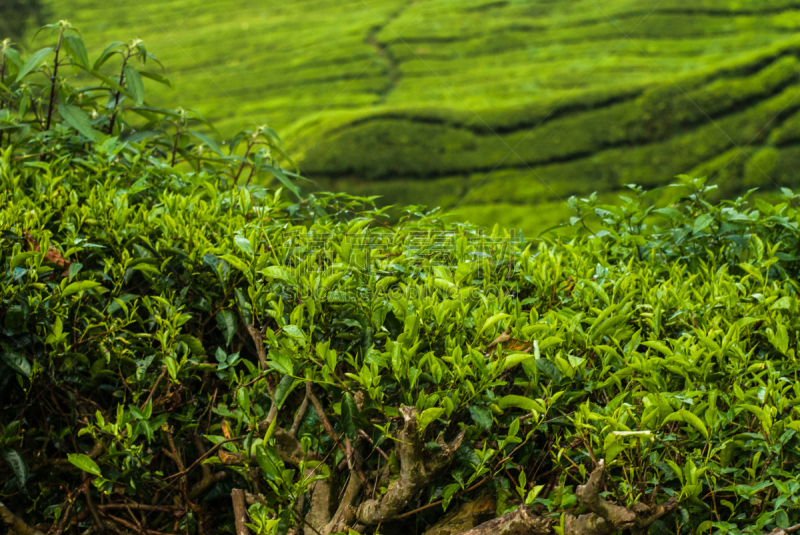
2 27 800 535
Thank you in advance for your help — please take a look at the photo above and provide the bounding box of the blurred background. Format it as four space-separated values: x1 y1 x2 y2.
7 0 800 233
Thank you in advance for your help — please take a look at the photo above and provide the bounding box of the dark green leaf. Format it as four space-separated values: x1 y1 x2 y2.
64 36 90 70
274 375 297 409
16 47 53 82
1 350 31 378
341 393 359 441
93 42 124 70
188 130 223 156
216 309 237 346
263 164 299 198
1 448 29 487
468 405 492 431
123 65 145 106
59 104 99 140
138 70 173 88
535 359 562 383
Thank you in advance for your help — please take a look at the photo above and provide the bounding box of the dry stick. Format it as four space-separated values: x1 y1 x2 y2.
165 437 242 482
141 367 167 411
231 489 251 535
246 324 275 397
83 477 106 534
49 491 79 535
372 456 382 500
290 393 310 437
97 504 178 513
205 387 219 435
246 325 268 369
122 504 145 533
164 426 196 513
306 383 368 485
102 513 171 535
190 434 228 499
44 31 64 132
391 474 491 521
358 429 390 461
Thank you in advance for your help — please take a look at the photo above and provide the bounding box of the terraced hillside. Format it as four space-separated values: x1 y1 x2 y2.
36 0 800 232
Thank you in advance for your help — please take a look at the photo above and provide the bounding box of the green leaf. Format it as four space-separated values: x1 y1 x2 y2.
16 47 53 82
62 280 101 297
108 294 138 315
468 405 493 431
341 393 360 441
282 325 307 347
178 334 205 356
67 453 102 477
267 350 293 376
536 358 563 383
770 297 791 310
497 395 546 414
64 36 90 70
1 448 29 487
255 444 281 479
164 356 178 381
274 375 297 409
123 65 145 106
68 262 83 281
3 48 22 69
263 165 299 198
693 213 714 234
417 407 445 434
662 409 709 440
442 483 460 511
740 404 769 423
237 388 251 414
642 341 673 357
9 251 37 270
234 234 253 256
188 130 223 156
93 41 124 70
1 350 31 378
263 415 278 442
262 265 297 285
216 309 238 346
139 70 173 88
502 353 533 370
59 104 99 140
479 313 510 335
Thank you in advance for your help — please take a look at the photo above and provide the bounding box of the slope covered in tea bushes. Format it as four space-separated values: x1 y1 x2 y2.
33 0 800 231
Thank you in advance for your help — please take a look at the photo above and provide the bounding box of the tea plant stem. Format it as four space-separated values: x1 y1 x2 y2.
44 29 64 132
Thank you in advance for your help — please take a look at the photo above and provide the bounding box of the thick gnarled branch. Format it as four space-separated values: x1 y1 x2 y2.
0 501 45 535
448 460 678 535
357 406 466 526
566 460 677 535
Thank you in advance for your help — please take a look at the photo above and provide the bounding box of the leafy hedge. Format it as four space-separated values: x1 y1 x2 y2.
3 26 800 535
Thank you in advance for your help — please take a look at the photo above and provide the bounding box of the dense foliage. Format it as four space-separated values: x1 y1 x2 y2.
37 0 800 231
3 27 800 535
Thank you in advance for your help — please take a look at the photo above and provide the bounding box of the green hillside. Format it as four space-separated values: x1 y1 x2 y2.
36 0 800 232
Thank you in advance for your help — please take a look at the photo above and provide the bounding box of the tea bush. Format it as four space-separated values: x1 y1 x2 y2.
2 27 800 535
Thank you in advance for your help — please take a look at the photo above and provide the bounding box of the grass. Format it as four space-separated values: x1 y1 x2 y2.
32 0 800 232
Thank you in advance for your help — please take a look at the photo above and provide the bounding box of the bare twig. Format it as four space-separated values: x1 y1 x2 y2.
231 489 252 535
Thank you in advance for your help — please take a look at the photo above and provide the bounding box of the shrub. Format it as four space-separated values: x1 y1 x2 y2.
3 28 800 535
